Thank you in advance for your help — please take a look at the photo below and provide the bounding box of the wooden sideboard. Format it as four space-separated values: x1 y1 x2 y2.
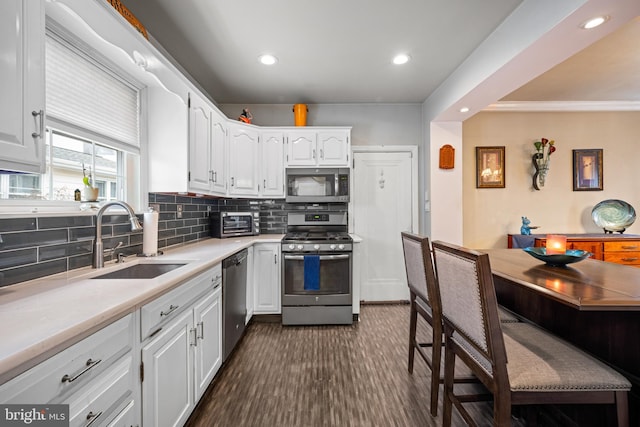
507 234 640 267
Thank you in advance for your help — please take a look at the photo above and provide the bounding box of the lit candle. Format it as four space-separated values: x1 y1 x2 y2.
546 235 567 255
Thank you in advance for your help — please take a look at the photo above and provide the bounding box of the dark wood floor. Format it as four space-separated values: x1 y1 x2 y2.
185 304 515 427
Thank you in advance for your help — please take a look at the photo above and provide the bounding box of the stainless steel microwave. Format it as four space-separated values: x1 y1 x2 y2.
285 168 350 203
209 211 259 238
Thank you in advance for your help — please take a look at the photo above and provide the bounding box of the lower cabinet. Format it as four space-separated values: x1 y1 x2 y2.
140 265 222 427
253 243 281 314
0 313 137 425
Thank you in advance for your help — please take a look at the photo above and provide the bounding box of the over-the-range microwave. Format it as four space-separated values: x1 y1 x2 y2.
285 168 349 203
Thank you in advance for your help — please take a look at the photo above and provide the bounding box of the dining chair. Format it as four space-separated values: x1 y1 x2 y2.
402 232 518 417
431 240 631 427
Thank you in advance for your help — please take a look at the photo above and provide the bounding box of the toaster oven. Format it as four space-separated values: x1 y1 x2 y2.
209 211 259 238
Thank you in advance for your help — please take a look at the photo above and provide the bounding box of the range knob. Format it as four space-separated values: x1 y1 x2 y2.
297 244 304 250
338 244 345 250
288 244 295 250
330 244 337 250
313 244 320 250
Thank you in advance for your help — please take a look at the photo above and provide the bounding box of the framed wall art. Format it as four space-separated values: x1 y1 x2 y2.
573 149 603 191
476 146 505 188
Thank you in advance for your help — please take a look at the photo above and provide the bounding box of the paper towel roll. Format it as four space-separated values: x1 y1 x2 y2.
143 208 159 256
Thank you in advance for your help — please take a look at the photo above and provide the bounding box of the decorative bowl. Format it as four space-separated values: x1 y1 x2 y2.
591 199 636 233
523 247 592 267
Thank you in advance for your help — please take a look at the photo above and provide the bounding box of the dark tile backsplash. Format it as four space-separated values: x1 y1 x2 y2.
0 193 345 288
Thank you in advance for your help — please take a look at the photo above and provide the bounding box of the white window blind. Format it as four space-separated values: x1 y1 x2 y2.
46 35 140 149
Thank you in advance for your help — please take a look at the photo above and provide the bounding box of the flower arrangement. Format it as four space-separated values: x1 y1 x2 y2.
532 138 556 189
82 163 95 188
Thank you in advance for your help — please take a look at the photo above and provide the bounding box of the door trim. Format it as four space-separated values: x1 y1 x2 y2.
349 145 419 234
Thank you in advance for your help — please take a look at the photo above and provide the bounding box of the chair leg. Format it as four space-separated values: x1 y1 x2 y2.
493 392 511 427
429 325 442 417
408 297 417 374
442 338 455 427
615 391 629 427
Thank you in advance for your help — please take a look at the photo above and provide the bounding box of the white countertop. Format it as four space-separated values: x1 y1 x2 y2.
0 235 283 384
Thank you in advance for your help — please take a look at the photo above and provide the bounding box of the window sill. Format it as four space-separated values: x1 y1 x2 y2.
0 200 131 218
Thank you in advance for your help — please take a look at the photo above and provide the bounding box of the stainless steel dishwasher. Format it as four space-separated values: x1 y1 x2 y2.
222 248 248 361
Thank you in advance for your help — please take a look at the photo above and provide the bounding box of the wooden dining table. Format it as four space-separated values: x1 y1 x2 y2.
482 249 640 425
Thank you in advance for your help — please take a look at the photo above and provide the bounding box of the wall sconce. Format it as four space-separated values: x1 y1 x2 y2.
532 138 556 190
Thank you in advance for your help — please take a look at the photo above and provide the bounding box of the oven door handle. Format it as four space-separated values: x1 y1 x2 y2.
283 254 350 261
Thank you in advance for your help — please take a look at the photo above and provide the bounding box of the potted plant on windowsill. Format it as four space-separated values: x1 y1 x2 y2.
82 164 99 202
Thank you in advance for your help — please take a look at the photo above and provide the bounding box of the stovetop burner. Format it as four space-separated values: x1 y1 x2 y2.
282 231 352 242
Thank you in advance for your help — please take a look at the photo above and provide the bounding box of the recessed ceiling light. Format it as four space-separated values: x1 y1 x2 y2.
392 54 411 65
580 15 609 29
459 107 470 113
259 54 278 65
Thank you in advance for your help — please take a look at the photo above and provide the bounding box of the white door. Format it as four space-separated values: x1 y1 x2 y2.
353 151 414 301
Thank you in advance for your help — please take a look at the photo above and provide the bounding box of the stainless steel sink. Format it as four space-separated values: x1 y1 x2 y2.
91 263 187 279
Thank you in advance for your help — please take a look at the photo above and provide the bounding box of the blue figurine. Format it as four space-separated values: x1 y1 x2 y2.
520 216 532 235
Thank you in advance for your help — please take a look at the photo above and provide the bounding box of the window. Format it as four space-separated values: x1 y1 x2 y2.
0 26 144 210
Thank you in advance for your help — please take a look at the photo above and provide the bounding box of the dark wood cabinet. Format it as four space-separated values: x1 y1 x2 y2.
507 234 640 267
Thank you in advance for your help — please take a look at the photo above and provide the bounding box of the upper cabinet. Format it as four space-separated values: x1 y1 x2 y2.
0 0 45 173
228 123 259 196
286 129 350 167
260 131 285 197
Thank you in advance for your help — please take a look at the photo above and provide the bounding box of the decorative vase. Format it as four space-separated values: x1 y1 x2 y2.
83 186 99 201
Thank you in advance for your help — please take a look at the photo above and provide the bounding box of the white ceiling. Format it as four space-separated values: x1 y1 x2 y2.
120 0 523 104
119 1 639 107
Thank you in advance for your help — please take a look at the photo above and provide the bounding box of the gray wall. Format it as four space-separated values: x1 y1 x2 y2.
218 103 423 147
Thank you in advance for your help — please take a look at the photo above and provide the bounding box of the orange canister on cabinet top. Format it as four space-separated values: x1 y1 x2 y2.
293 104 308 126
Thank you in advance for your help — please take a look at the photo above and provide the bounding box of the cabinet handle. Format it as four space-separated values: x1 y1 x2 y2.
85 411 103 426
312 149 316 159
197 321 204 340
621 257 638 262
263 179 266 189
61 358 102 383
621 245 639 250
31 110 44 139
231 177 235 186
160 304 179 317
190 327 197 346
320 149 324 159
214 171 217 183
274 254 277 264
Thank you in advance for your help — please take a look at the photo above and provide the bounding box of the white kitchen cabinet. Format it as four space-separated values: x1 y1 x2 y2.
253 243 281 314
188 92 212 193
260 131 285 197
0 0 45 173
246 245 254 323
286 128 350 167
210 110 228 195
228 123 259 196
140 264 222 427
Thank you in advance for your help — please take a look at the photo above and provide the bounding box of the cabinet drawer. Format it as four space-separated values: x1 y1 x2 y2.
140 267 218 341
67 354 135 427
0 314 133 404
604 241 640 252
603 252 640 266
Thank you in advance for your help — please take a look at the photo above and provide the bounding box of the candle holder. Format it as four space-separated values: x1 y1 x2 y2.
545 234 567 255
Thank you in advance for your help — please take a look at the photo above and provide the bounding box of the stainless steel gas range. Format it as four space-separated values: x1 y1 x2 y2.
281 212 353 325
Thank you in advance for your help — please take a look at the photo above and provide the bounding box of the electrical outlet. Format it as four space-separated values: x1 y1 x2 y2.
150 203 160 212
176 204 183 218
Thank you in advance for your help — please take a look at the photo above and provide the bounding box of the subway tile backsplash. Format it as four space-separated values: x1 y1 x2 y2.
0 194 346 288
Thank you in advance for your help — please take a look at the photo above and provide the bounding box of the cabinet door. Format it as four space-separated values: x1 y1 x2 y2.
188 93 212 193
210 109 227 195
228 124 259 196
318 131 349 166
287 131 317 166
0 0 45 173
253 244 281 314
260 131 285 197
193 287 222 401
569 241 601 259
142 309 194 427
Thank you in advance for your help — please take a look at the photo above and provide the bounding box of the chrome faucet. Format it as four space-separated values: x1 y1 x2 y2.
93 201 142 268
